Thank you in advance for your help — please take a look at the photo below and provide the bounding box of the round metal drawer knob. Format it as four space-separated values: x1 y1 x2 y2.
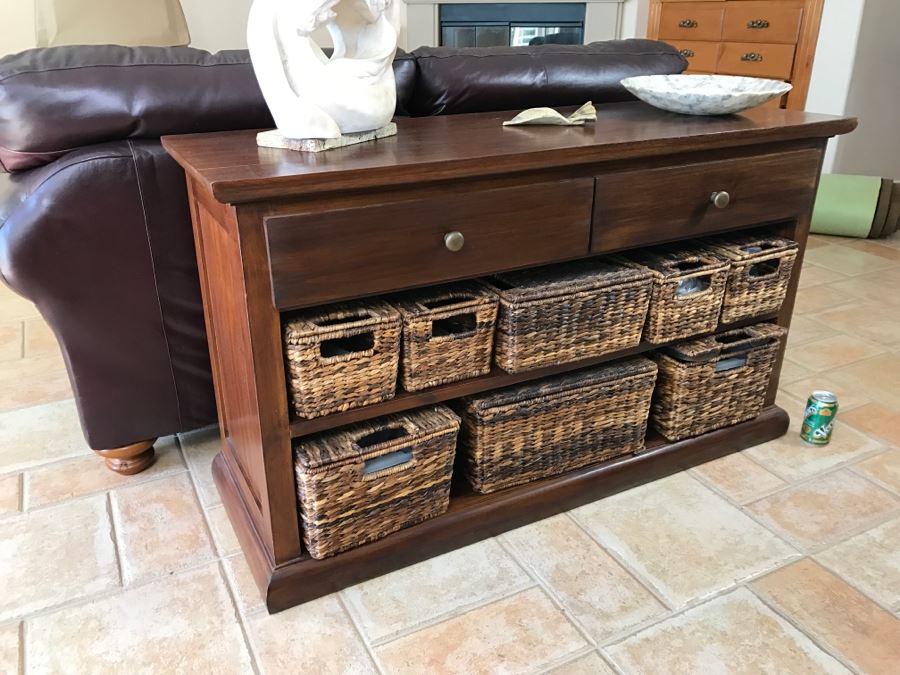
444 231 465 252
710 191 731 209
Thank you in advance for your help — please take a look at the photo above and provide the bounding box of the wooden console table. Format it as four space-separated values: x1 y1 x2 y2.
163 103 854 613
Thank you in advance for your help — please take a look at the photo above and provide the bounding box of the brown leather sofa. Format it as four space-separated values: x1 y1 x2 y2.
0 41 685 473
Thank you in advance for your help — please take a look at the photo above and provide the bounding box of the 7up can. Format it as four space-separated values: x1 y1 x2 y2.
801 391 838 445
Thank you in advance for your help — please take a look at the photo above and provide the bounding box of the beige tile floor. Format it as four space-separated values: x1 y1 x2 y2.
1 233 900 674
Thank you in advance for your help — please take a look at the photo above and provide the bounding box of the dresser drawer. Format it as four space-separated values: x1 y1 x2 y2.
658 2 725 41
592 150 820 253
718 42 795 80
266 180 593 309
671 40 720 72
723 2 803 44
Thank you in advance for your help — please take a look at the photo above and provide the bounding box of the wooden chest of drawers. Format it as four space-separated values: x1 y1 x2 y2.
162 103 854 613
648 0 825 110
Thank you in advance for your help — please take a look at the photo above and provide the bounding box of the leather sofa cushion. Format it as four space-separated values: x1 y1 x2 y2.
410 39 688 116
0 45 417 172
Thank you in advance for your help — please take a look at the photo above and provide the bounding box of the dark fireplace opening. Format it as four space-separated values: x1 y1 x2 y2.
440 3 586 48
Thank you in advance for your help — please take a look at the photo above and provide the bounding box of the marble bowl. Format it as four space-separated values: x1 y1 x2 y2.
620 74 793 115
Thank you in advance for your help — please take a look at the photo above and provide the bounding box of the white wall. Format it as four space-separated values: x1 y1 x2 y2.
830 0 900 178
804 0 866 172
0 2 38 56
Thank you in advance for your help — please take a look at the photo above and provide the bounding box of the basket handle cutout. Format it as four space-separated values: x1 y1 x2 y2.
715 355 748 372
319 330 375 358
740 242 778 254
362 448 413 474
312 311 371 328
714 330 765 357
431 312 477 339
747 259 781 278
675 274 712 296
355 425 410 448
420 294 476 310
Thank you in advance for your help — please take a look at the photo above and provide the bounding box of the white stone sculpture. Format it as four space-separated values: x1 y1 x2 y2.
247 0 398 149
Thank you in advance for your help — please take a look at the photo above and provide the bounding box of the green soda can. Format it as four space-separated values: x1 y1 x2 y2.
800 391 838 445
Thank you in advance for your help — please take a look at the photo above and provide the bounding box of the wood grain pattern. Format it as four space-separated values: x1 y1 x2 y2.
592 149 820 252
215 407 790 612
658 2 726 41
717 41 796 80
671 40 721 72
723 1 803 44
161 102 855 203
266 179 593 310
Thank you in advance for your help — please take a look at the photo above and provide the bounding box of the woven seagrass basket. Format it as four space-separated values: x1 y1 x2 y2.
703 233 799 323
628 246 730 344
294 405 460 559
651 323 786 441
455 358 658 494
283 300 401 419
391 282 499 392
483 259 654 373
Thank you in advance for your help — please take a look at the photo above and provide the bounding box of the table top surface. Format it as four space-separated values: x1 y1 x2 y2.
162 101 855 204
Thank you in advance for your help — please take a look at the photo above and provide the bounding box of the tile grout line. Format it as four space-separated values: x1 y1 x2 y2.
364 580 540 649
596 555 811 652
563 510 675 613
335 592 388 675
214 559 262 675
7 551 232 625
746 582 860 674
494 536 601 651
105 491 126 589
739 443 892 504
811 548 900 617
21 465 191 515
530 645 598 675
18 621 25 675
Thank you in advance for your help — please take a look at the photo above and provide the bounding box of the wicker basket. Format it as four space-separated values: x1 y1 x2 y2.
294 405 460 559
283 300 401 419
484 259 653 373
391 282 499 392
651 323 786 441
704 233 799 323
628 246 730 344
455 358 658 494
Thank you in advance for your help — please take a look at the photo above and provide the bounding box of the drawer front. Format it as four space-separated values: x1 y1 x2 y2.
717 41 795 79
266 179 593 309
659 3 725 41
723 2 803 44
592 150 820 253
671 40 720 72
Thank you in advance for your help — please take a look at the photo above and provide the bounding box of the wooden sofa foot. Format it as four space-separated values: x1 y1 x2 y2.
94 439 157 475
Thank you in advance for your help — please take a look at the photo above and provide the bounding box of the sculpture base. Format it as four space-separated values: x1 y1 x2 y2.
257 123 397 153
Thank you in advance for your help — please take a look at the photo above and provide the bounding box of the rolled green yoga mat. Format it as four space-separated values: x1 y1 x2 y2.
811 174 883 238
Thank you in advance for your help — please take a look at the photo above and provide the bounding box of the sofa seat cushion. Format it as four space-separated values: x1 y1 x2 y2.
410 39 688 116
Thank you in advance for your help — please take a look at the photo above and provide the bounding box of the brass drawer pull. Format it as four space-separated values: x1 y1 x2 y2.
679 48 696 58
710 191 731 209
443 231 465 252
747 19 770 29
678 19 698 28
741 52 764 62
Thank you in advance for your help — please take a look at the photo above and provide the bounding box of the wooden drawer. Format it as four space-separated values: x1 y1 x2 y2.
723 2 803 44
670 40 720 72
266 180 593 309
659 2 725 41
591 150 820 253
718 41 795 80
